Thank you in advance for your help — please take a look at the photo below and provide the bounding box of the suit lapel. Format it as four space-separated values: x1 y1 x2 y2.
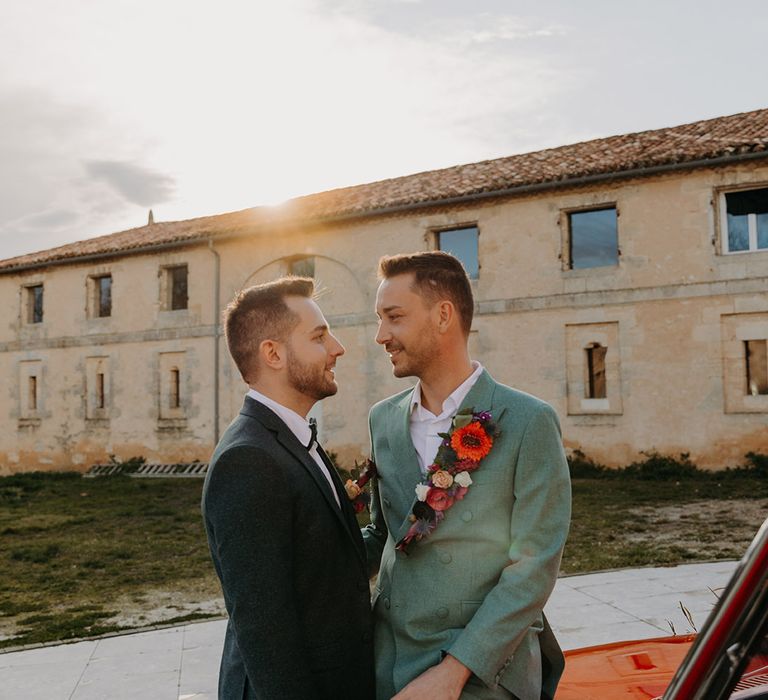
387 389 428 542
241 397 366 568
456 369 498 416
390 370 498 543
317 445 367 565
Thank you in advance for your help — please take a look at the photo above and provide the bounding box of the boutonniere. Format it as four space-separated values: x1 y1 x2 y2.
344 459 377 513
396 409 500 554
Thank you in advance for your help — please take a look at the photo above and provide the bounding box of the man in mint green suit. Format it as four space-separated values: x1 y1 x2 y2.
363 252 571 700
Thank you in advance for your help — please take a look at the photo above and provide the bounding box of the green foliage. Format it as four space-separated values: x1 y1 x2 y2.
567 449 610 478
567 450 768 481
107 455 147 472
623 451 700 480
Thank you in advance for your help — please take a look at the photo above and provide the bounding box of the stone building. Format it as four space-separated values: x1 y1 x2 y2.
1 108 767 474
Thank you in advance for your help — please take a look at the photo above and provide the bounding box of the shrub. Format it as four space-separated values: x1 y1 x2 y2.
567 449 611 478
622 451 700 480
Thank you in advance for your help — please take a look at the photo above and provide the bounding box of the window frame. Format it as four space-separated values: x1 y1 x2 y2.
564 204 620 271
160 264 189 312
88 274 112 318
432 223 480 280
24 284 44 324
719 185 768 255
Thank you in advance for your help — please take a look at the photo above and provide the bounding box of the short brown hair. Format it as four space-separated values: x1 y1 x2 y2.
378 251 474 335
224 277 314 383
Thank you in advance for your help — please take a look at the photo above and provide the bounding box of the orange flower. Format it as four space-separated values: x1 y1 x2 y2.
451 421 493 461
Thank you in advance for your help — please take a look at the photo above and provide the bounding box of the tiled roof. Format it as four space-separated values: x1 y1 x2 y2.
3 107 767 273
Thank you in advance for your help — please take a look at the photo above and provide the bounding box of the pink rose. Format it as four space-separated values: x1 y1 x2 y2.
426 488 455 511
431 470 454 489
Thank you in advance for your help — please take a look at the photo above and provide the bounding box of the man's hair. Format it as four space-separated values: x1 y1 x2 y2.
378 251 474 335
223 276 314 383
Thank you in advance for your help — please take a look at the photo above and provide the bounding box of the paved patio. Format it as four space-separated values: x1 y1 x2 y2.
0 559 737 699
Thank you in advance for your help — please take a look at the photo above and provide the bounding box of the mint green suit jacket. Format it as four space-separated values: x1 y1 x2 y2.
362 370 571 700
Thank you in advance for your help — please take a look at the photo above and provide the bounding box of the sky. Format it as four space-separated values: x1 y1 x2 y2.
1 0 766 260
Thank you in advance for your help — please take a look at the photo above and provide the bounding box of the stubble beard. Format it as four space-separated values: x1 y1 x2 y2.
390 326 439 379
286 345 337 401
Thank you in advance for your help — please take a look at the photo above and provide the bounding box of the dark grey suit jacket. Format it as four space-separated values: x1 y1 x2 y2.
201 397 375 700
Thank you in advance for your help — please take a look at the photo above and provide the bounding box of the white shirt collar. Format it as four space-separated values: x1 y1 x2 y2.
411 361 484 421
246 388 313 447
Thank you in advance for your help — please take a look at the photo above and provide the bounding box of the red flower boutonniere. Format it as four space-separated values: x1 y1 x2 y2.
345 459 377 513
396 408 500 554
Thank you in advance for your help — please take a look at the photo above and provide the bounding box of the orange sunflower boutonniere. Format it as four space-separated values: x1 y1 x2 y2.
396 408 501 554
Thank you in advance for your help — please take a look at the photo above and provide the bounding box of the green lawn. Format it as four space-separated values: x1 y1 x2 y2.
0 470 766 648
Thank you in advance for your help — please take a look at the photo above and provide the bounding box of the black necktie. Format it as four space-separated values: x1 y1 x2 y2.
305 417 318 450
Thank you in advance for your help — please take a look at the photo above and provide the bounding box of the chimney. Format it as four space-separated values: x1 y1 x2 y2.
148 209 154 226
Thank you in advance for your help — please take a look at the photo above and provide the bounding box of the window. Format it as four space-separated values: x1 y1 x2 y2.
745 340 768 396
162 265 188 310
159 351 186 422
96 373 105 409
85 357 110 420
723 187 768 253
88 275 112 317
169 368 180 409
721 313 768 413
565 323 622 415
26 284 43 324
586 344 607 399
289 256 315 278
19 360 42 421
28 376 37 411
568 207 618 269
437 226 479 279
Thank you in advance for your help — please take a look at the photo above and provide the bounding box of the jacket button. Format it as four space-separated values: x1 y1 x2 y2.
384 597 391 610
461 511 473 522
439 552 452 564
436 607 449 619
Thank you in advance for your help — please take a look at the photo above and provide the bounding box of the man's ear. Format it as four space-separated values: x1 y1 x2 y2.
259 339 285 370
435 300 455 334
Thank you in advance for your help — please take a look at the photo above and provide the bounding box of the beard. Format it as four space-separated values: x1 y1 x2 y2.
286 345 338 401
388 325 439 379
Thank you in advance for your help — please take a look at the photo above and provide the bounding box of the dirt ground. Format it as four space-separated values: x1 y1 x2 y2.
626 498 768 560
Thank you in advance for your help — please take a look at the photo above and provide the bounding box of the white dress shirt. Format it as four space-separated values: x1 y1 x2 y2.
246 388 341 507
410 362 484 473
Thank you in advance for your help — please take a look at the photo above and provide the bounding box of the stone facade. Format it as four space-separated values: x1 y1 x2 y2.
2 127 767 474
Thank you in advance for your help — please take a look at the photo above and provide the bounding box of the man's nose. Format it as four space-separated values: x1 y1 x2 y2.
331 335 345 357
375 322 389 345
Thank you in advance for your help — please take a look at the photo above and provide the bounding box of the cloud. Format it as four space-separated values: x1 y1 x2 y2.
83 160 176 208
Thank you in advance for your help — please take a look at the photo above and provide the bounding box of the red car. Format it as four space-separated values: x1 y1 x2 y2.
556 517 768 699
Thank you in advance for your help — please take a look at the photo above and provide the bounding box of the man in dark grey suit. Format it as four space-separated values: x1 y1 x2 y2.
202 277 375 700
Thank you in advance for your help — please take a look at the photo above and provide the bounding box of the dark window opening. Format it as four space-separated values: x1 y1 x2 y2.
170 266 188 310
586 344 607 399
96 372 105 409
169 368 181 409
438 226 479 279
569 208 619 269
725 187 768 253
96 276 112 317
28 376 38 411
745 339 768 396
290 257 315 278
27 285 43 323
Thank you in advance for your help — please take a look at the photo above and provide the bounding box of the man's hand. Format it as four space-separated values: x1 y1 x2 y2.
392 654 472 700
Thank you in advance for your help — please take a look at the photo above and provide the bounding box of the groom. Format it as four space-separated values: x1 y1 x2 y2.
362 252 571 700
202 277 374 699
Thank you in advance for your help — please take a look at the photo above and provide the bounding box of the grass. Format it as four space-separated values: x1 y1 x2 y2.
0 472 219 649
1 466 767 648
